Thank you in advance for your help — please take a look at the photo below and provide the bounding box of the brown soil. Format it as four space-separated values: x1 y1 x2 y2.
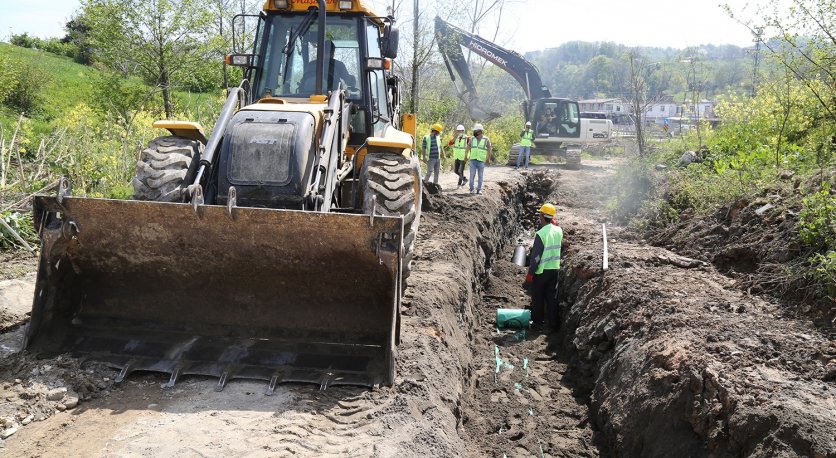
0 159 833 456
646 173 836 330
0 251 37 282
554 168 836 457
0 273 35 332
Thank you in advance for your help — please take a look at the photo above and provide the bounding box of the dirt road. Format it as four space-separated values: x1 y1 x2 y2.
1 159 833 456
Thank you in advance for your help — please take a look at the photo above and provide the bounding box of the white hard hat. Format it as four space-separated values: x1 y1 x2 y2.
473 123 484 131
456 124 465 131
525 121 531 126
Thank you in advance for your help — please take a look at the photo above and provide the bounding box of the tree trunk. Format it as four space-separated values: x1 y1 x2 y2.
410 0 419 113
161 70 173 118
635 107 645 157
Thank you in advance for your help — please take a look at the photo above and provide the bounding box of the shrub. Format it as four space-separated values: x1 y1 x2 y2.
10 33 39 49
2 59 50 114
0 211 37 250
798 184 836 249
807 251 836 299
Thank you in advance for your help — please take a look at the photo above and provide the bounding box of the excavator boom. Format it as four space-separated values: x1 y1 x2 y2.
434 16 551 120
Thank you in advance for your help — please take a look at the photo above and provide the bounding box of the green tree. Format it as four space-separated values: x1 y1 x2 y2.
725 0 836 124
62 14 94 65
82 0 220 117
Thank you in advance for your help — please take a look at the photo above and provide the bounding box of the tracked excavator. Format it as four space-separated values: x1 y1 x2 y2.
26 0 422 391
434 17 612 169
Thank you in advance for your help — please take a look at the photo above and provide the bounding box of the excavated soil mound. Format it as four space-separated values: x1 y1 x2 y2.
647 172 836 331
555 169 836 457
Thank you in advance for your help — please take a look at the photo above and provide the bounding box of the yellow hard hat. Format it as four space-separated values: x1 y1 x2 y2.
538 203 556 217
431 123 444 133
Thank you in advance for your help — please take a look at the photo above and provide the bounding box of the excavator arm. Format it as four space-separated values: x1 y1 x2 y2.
434 16 551 120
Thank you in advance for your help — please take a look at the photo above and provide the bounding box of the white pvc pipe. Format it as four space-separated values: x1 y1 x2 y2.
602 223 609 271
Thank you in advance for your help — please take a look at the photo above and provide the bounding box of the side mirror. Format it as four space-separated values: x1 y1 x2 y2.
232 13 262 54
380 25 399 59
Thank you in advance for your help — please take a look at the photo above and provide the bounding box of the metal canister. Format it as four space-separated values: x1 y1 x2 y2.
512 245 528 266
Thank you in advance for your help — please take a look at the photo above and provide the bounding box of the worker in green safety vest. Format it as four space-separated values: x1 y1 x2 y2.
516 121 534 170
467 123 492 194
421 122 446 187
449 124 469 188
523 202 564 331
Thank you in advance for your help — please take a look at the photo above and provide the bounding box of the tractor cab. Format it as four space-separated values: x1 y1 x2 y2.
231 1 400 144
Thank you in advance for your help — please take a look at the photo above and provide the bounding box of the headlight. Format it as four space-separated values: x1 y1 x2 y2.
273 0 289 8
226 54 253 67
339 0 353 9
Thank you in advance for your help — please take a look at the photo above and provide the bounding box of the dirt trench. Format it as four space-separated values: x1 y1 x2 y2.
0 167 599 456
1 161 834 457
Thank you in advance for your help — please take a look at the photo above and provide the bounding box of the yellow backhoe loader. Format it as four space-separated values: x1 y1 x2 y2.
26 0 421 391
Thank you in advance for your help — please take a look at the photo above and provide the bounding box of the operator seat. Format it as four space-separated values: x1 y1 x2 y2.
299 41 356 94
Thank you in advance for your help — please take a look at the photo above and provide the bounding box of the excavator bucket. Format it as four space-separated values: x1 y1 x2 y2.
25 195 403 390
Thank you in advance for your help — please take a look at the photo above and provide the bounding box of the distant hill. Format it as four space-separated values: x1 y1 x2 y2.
523 41 756 100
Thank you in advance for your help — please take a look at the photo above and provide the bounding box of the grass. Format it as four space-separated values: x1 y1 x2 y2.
0 43 220 134
0 43 97 126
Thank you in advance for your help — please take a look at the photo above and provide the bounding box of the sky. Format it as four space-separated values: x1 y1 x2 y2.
0 0 765 52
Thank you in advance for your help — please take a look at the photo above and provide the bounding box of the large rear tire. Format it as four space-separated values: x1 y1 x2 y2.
132 136 202 202
360 154 421 287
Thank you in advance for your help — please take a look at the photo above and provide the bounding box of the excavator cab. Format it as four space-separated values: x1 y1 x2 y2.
531 99 581 139
26 1 421 391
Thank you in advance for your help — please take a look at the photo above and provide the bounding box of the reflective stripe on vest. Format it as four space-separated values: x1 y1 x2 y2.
535 224 563 274
520 129 534 147
453 135 467 160
471 137 488 162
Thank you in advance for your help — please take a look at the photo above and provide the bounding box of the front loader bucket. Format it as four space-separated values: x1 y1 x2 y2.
26 196 403 390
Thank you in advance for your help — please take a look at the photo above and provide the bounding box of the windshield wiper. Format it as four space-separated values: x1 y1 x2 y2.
284 8 317 56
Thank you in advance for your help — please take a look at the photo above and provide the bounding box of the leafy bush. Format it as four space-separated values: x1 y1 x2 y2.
8 62 50 114
10 32 89 63
1 58 50 114
798 184 836 249
0 55 19 103
40 39 78 59
10 33 39 49
0 211 37 250
807 251 836 299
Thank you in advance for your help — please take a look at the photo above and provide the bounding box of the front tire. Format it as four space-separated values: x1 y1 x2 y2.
360 154 421 286
132 136 202 202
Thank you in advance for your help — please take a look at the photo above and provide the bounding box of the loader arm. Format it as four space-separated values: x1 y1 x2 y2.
434 16 551 119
